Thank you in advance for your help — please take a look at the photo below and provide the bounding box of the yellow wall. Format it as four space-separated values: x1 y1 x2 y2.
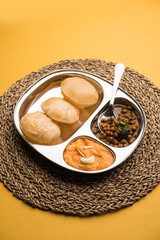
0 1 160 240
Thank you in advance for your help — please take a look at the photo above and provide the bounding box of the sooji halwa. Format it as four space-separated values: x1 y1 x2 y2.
63 138 115 171
92 105 140 147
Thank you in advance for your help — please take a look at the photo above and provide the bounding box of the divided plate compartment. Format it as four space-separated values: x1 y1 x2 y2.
14 69 146 174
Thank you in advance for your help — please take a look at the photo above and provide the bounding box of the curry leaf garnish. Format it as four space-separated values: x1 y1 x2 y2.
119 121 129 130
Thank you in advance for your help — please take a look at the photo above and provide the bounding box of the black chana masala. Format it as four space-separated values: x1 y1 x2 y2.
92 105 139 148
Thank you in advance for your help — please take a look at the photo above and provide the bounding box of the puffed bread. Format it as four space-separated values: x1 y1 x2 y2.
41 97 79 124
61 77 98 108
20 111 61 145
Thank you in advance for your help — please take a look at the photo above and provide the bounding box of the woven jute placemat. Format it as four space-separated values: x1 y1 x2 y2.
0 59 160 216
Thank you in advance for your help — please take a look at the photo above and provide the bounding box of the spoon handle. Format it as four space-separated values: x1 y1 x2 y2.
110 63 125 106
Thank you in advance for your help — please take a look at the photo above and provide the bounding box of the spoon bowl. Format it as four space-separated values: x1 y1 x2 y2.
97 63 125 131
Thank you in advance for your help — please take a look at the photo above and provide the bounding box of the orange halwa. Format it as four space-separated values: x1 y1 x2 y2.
63 138 115 171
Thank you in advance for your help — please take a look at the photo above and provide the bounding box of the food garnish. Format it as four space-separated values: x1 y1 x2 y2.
80 155 95 164
91 150 102 157
76 149 85 157
119 121 129 130
83 146 93 149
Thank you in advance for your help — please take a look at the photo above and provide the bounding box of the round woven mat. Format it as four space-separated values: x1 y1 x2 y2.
0 59 160 216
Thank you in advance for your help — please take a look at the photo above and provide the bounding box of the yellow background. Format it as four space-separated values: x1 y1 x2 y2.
0 0 160 239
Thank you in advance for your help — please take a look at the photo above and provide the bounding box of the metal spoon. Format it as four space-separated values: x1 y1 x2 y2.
97 63 125 131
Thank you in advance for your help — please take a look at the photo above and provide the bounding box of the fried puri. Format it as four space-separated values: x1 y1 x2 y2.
41 97 79 124
61 77 99 108
20 111 61 145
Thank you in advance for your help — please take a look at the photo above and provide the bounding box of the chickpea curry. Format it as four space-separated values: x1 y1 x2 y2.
92 105 140 148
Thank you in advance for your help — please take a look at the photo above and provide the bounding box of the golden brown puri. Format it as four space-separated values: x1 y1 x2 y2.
20 111 61 145
41 97 79 124
61 77 99 108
